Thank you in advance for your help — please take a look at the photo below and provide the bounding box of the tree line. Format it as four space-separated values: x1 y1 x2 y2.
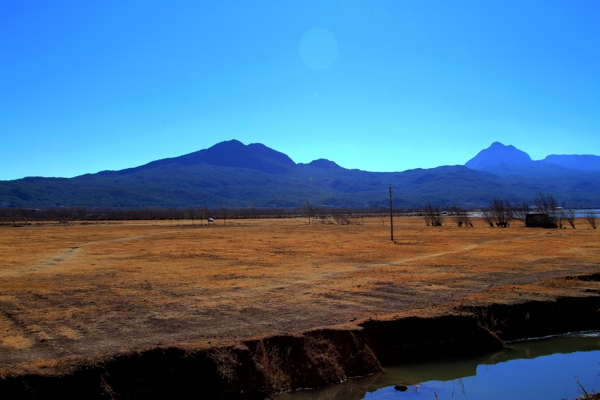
423 193 597 229
1 195 596 229
0 206 300 225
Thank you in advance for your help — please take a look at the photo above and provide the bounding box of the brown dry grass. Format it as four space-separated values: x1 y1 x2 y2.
1 217 599 369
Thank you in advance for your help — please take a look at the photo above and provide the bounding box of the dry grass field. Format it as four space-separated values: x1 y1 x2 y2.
1 217 600 370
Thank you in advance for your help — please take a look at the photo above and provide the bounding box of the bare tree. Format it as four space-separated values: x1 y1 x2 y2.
332 209 349 225
493 198 513 227
302 201 314 224
512 202 530 225
586 212 597 229
451 205 472 227
464 212 473 227
423 204 443 226
479 199 513 228
197 206 210 226
534 193 561 228
535 193 555 215
348 210 363 225
563 209 576 229
189 208 195 226
317 206 329 224
330 208 362 225
481 209 495 227
379 207 387 226
219 204 228 226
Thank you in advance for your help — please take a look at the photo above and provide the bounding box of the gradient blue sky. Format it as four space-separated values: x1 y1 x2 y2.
1 1 599 180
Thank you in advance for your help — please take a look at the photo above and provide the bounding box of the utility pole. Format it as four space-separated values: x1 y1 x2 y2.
389 185 394 241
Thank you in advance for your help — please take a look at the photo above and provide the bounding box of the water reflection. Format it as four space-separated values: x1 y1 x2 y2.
277 332 600 400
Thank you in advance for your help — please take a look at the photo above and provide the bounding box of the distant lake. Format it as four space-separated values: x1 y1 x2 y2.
467 209 599 219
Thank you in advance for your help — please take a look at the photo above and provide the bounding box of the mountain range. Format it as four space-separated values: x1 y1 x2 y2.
2 140 600 209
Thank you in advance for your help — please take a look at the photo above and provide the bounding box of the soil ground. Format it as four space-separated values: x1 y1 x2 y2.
1 217 599 371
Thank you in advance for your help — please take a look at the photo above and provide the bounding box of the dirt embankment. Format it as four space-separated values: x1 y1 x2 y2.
2 292 600 399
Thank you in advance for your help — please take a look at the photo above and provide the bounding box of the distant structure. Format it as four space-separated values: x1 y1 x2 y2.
525 213 557 228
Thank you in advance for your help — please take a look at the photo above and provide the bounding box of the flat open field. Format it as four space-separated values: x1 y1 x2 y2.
1 217 600 369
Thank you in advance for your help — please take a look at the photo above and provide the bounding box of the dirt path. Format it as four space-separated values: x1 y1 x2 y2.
0 231 174 277
394 231 548 264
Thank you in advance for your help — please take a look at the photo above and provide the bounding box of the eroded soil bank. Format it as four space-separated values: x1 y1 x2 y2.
2 293 600 399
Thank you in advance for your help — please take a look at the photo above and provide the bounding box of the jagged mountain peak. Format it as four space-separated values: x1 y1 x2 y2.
465 142 532 170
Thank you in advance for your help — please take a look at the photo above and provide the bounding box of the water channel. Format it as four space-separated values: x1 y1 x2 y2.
276 331 600 400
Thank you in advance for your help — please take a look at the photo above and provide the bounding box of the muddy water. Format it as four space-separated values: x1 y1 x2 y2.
278 332 600 400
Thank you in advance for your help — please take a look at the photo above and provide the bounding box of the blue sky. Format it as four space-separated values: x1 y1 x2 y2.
1 1 599 180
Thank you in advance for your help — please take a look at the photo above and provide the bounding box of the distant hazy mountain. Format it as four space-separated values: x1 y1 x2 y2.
541 154 600 172
465 142 532 170
1 140 600 208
